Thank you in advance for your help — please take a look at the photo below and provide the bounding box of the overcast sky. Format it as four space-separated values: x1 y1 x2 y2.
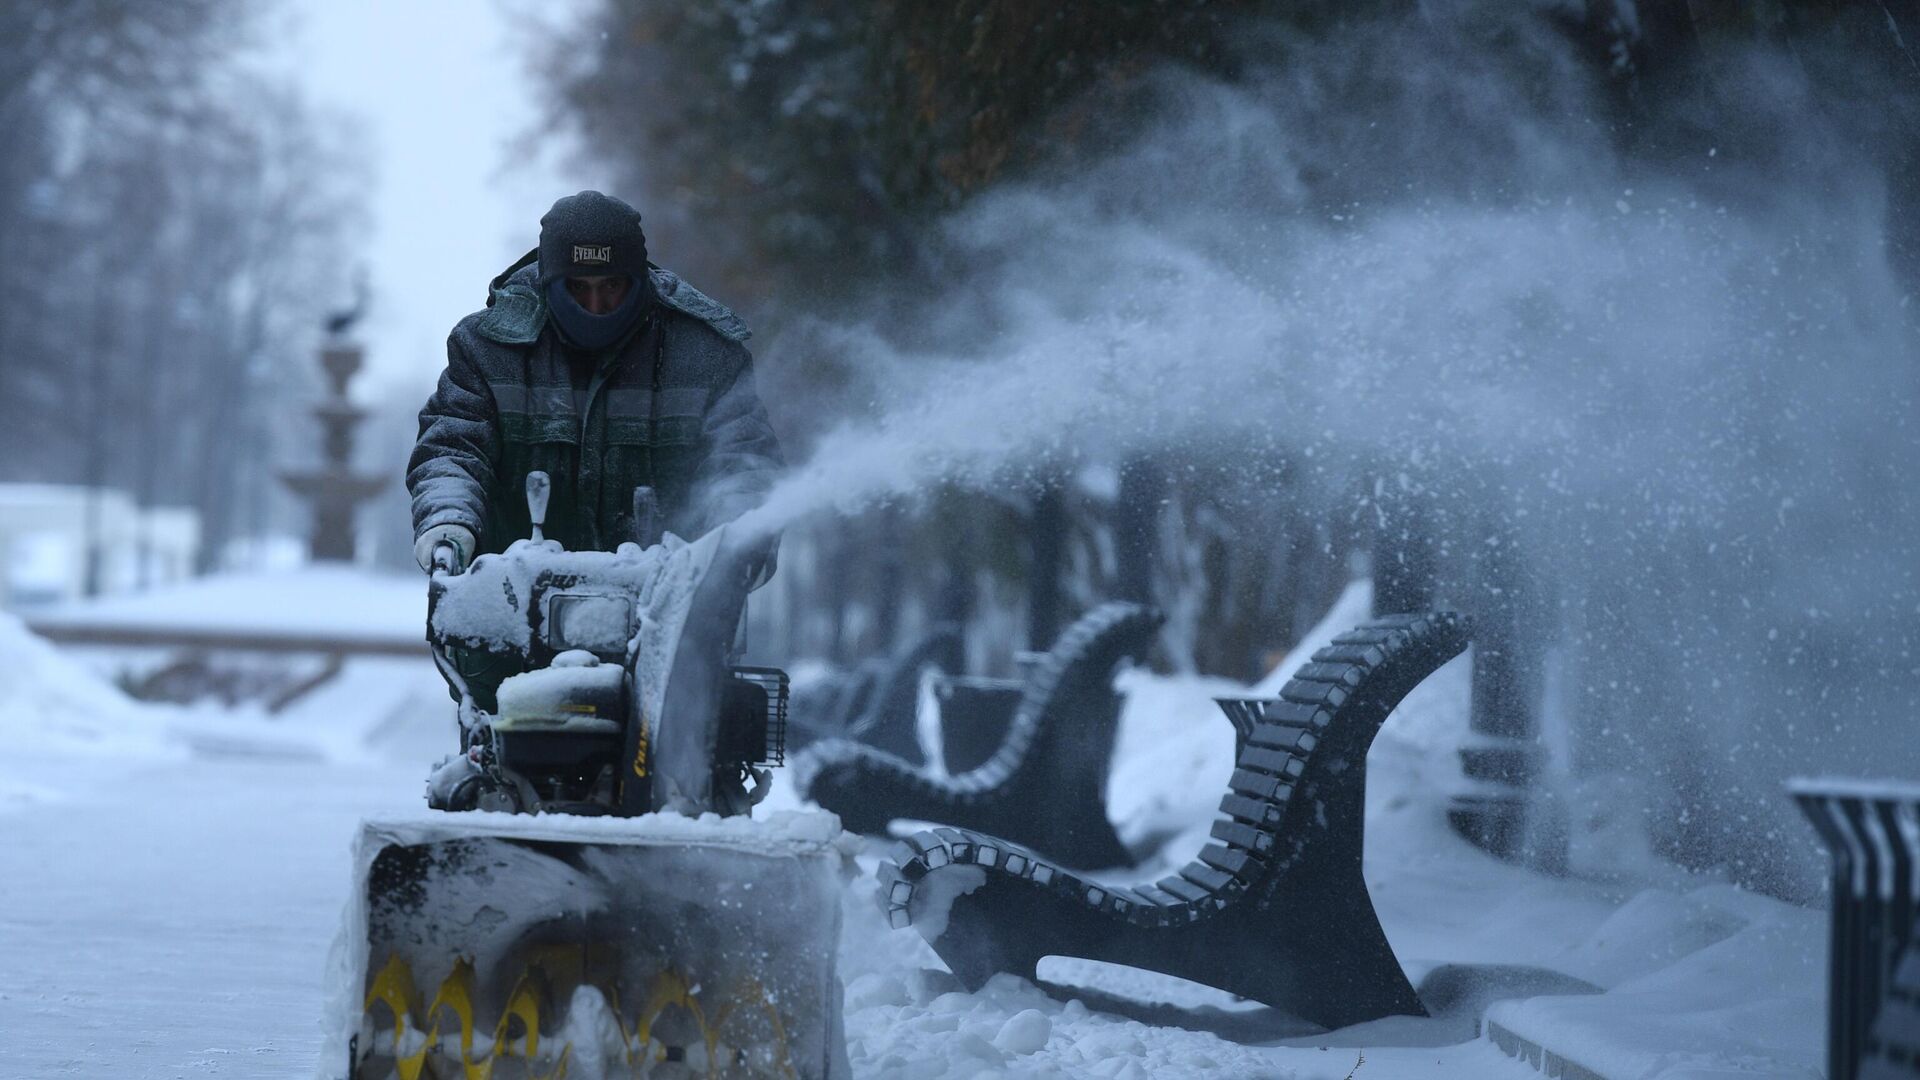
263 0 611 397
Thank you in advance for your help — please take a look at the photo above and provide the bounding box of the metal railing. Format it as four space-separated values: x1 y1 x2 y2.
1791 778 1920 1080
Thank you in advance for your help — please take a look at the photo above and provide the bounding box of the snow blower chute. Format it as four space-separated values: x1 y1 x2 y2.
328 474 848 1080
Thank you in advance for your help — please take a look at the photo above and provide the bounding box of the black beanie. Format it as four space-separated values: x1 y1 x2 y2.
537 191 649 285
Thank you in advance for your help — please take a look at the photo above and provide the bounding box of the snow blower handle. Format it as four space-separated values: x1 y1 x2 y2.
526 471 551 543
632 485 659 548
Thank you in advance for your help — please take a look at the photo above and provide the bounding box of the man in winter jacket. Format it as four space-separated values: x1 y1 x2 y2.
406 190 783 579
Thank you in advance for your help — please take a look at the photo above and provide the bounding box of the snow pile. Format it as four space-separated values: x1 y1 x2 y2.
1551 887 1750 989
0 612 173 760
836 876 1299 1080
1487 885 1825 1080
0 613 183 814
839 966 1296 1080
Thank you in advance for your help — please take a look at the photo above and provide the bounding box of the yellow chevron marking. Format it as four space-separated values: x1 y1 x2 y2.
630 722 650 779
710 975 800 1080
634 968 717 1069
362 955 422 1080
362 956 570 1080
363 953 796 1078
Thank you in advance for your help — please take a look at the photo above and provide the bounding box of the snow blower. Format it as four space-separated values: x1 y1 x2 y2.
327 473 849 1080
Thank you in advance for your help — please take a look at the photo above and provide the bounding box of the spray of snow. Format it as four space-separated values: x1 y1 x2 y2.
736 10 1919 895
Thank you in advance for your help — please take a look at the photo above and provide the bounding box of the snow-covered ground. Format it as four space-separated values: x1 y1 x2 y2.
0 581 1826 1079
26 565 425 645
0 610 443 1078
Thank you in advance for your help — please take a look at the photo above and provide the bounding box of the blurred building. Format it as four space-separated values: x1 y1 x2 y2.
0 484 200 609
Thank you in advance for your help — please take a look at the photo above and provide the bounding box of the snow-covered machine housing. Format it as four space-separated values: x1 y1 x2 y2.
422 474 786 817
332 811 849 1080
330 474 847 1080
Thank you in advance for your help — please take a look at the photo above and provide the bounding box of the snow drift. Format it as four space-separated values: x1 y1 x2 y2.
0 612 172 761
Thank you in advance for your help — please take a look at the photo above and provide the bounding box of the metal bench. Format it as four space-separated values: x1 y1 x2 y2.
797 603 1163 871
875 612 1469 1031
787 624 960 761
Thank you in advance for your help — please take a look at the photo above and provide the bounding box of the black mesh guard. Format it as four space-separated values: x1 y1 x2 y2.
722 666 789 767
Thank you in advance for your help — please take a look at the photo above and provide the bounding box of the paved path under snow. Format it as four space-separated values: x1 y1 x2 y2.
0 749 1550 1080
0 754 420 1078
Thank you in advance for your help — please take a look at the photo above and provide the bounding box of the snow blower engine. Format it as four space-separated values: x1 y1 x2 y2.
421 471 788 818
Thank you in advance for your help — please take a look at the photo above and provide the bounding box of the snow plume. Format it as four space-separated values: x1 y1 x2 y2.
741 9 1920 896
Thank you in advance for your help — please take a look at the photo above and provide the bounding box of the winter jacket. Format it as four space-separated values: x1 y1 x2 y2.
407 259 783 556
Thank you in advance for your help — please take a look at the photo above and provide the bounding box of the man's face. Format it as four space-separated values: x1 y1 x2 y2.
565 274 631 315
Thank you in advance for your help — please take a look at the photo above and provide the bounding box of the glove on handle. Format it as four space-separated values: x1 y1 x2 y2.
632 485 659 548
413 523 475 574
